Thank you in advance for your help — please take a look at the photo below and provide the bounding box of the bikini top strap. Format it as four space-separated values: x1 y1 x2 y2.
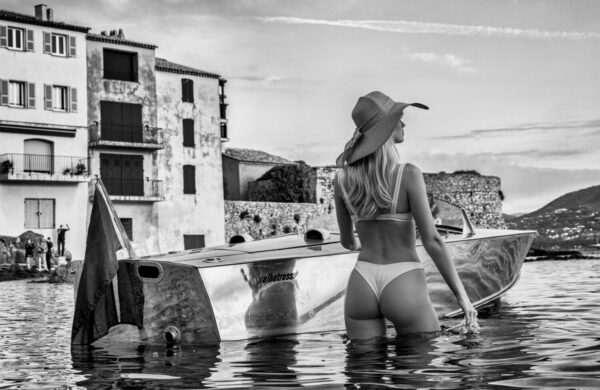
391 163 406 212
337 172 357 215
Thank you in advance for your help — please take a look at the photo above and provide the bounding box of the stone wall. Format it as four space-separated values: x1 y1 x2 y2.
225 169 506 241
224 201 330 242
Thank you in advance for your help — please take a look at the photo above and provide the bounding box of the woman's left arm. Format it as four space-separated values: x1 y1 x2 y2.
334 176 360 251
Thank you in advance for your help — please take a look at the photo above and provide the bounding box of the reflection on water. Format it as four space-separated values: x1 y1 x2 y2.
0 259 598 389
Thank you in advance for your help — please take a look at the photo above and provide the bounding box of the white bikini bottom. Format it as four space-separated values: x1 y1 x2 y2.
354 260 424 301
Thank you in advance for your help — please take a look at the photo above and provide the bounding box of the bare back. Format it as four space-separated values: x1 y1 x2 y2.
336 163 420 264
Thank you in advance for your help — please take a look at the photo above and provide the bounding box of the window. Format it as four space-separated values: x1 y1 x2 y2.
120 218 133 240
100 101 143 142
51 34 66 56
181 78 194 103
24 198 55 229
7 27 23 50
42 32 75 56
104 49 138 82
8 81 25 107
183 119 194 147
183 165 196 194
44 85 77 112
52 86 67 111
0 80 34 108
100 154 144 196
24 139 53 173
184 234 205 250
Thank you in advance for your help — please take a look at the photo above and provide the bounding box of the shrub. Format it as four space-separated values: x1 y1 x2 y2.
251 162 317 203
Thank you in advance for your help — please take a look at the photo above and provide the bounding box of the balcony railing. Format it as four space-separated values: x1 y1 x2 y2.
0 153 89 178
89 122 163 149
103 178 164 199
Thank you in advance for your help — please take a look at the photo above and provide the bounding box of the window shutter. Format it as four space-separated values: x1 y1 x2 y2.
24 199 38 229
39 199 55 229
182 79 194 103
70 87 77 112
0 26 7 48
44 84 52 110
183 165 196 194
43 32 51 53
183 119 194 146
27 83 35 108
132 56 138 82
0 79 8 106
68 35 76 57
26 29 34 51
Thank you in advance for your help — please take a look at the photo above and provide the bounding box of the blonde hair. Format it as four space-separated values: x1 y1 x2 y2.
338 137 400 216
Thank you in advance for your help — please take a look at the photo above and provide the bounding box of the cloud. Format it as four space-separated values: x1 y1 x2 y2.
432 119 600 140
404 52 477 73
257 17 600 40
231 75 289 83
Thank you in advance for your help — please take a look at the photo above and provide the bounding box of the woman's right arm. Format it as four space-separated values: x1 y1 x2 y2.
334 175 361 251
406 164 478 327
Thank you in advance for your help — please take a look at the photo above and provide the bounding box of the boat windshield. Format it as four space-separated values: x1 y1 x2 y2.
416 196 464 241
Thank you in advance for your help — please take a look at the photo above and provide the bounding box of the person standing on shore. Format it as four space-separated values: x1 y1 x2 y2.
45 237 53 272
57 224 70 256
25 239 35 270
37 239 46 271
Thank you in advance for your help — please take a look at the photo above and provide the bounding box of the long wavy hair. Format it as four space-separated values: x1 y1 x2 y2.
338 136 400 217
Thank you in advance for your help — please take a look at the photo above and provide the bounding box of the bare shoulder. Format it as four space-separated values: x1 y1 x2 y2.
403 163 423 182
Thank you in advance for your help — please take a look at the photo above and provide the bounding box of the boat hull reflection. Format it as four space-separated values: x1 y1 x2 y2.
101 229 534 345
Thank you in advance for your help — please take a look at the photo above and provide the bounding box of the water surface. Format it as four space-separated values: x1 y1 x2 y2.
0 259 598 389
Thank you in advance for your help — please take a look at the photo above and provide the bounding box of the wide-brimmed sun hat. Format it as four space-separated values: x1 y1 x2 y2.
335 91 428 167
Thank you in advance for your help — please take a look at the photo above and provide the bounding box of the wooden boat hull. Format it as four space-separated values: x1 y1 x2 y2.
97 229 534 345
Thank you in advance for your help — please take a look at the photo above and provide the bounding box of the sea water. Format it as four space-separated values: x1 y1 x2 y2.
0 259 598 389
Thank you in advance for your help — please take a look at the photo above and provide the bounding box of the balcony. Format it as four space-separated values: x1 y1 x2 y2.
103 178 165 202
89 122 164 150
0 153 89 183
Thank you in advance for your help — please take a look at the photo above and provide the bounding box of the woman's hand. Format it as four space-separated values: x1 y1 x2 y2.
459 297 479 331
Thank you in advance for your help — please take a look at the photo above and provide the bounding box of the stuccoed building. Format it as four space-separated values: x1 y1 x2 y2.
0 5 90 259
155 59 228 251
86 29 228 255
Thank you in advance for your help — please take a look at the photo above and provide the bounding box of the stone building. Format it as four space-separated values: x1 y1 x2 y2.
0 5 90 259
222 148 293 201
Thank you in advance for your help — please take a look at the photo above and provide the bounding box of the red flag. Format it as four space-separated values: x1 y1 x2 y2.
71 180 134 345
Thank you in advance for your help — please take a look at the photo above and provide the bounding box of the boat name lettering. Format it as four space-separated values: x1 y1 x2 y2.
259 272 297 285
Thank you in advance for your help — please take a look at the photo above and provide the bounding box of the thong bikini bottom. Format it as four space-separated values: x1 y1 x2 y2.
354 260 424 301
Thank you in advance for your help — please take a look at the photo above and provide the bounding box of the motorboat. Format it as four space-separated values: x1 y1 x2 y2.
72 181 536 346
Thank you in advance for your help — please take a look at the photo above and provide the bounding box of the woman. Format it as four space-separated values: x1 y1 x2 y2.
334 91 478 340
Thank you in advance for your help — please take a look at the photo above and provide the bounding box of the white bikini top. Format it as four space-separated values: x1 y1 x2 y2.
339 163 414 224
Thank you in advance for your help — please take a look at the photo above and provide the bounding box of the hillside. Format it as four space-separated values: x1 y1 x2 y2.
507 185 600 250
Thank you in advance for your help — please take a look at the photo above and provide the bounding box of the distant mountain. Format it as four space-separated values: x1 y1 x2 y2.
507 185 600 250
503 212 526 222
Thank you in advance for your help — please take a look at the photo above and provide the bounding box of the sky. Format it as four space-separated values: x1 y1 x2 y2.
5 0 599 213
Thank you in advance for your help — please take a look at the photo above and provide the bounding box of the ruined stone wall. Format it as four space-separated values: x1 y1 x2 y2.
423 172 505 229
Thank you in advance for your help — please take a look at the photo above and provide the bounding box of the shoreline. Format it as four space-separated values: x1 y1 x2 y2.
0 265 75 283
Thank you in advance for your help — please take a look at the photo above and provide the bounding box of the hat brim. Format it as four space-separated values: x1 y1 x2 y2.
336 102 427 166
